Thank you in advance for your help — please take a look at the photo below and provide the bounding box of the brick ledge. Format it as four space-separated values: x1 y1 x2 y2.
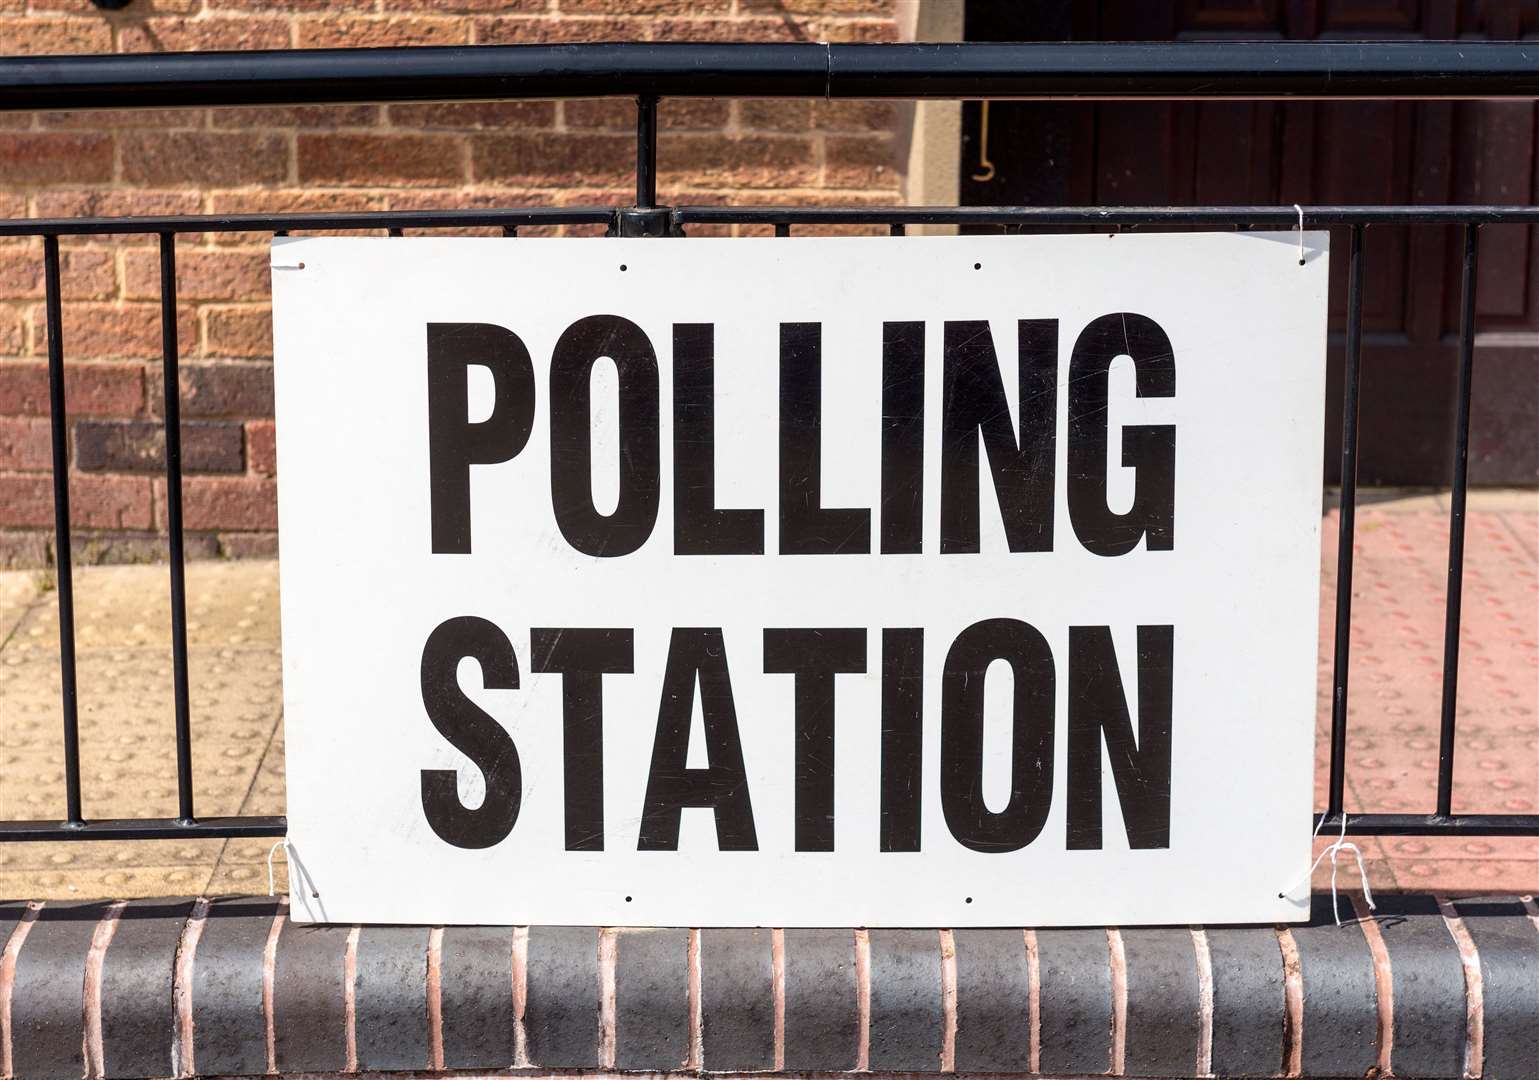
2 893 1536 1079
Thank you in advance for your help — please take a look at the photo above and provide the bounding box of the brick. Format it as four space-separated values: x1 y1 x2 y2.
77 473 157 528
0 472 153 530
212 104 380 129
814 99 900 132
126 249 270 302
472 133 631 186
296 16 469 48
564 97 728 131
100 898 196 1080
1206 928 1286 1078
825 134 897 188
868 929 943 1072
32 0 199 10
1121 928 1202 1077
817 16 901 42
614 929 689 1071
203 308 274 359
9 901 114 1080
218 530 278 558
564 0 730 10
190 897 282 1077
40 302 195 361
1454 897 1539 1080
0 416 52 470
32 190 203 221
246 418 276 476
700 928 773 1071
472 15 654 44
741 0 894 11
0 529 48 567
0 303 22 355
740 100 817 132
524 925 599 1068
647 17 815 42
1370 895 1467 1078
273 921 350 1072
953 929 1030 1072
1036 928 1111 1076
393 0 548 10
355 925 431 1071
1291 893 1378 1079
440 926 515 1070
75 418 244 473
0 900 26 951
782 928 857 1071
388 101 555 130
38 108 205 130
383 187 558 213
659 134 818 189
209 189 386 217
0 361 144 416
0 133 113 185
0 248 116 301
180 475 277 530
299 133 467 187
118 17 292 53
4 18 113 55
206 0 373 10
121 132 289 188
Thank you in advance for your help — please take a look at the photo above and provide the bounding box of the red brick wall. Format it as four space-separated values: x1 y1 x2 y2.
0 1 905 568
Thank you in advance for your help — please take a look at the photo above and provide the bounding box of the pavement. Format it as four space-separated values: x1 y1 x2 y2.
0 490 1534 902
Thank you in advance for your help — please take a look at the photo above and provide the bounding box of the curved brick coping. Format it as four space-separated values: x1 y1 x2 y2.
1 894 1536 1080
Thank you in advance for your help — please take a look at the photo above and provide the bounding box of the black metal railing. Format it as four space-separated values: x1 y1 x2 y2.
0 41 1535 845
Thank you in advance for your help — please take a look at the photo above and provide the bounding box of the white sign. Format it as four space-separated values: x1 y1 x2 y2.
272 232 1329 927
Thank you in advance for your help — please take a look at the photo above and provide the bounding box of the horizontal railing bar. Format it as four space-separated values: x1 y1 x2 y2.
0 816 287 842
2 42 1539 111
675 205 1539 226
4 205 1539 239
1313 813 1539 836
3 813 1535 840
0 207 614 237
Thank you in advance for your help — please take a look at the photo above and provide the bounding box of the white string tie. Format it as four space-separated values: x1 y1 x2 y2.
267 839 289 897
1280 812 1376 926
1293 203 1306 265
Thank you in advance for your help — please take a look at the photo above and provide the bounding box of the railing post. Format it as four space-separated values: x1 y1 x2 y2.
614 93 672 237
159 232 196 826
43 234 84 829
1325 223 1366 828
636 92 657 210
1435 223 1481 819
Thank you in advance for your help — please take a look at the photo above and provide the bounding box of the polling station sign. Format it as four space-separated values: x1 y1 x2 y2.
271 232 1329 927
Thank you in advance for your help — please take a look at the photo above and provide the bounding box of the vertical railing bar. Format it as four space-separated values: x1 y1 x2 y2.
774 223 791 238
636 93 658 210
889 223 906 236
502 225 518 238
387 227 404 238
1326 223 1366 821
159 232 196 825
1436 223 1480 819
43 235 84 828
